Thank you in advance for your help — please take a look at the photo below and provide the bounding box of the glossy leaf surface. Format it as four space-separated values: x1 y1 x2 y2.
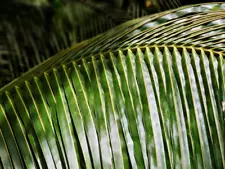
0 2 225 169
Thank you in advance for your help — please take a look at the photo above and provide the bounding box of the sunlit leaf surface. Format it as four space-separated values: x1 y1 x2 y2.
0 2 224 169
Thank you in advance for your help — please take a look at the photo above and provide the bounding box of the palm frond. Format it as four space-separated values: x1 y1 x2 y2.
0 2 224 168
1 0 207 86
0 0 191 86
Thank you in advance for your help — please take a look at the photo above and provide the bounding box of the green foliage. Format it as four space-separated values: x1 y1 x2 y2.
0 0 193 87
0 2 224 168
0 0 140 86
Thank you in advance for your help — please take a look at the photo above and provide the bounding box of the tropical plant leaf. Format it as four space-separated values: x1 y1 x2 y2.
1 0 214 87
0 45 224 168
0 0 189 87
0 2 224 169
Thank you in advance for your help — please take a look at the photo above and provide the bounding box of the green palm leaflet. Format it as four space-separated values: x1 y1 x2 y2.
0 2 224 169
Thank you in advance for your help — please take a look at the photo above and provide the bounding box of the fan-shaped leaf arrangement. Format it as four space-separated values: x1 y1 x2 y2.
0 2 224 169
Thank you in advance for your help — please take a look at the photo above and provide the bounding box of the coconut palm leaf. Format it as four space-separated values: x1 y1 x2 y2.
0 2 225 169
0 0 213 87
0 0 190 87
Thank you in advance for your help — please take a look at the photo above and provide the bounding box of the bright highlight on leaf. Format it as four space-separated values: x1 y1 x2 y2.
0 2 225 169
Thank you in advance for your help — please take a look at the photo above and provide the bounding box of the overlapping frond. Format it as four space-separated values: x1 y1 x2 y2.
0 2 224 169
0 0 194 86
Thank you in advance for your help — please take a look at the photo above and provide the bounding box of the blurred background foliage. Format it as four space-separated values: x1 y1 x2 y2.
0 0 218 86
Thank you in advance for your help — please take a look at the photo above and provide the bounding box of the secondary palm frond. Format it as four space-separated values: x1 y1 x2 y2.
0 0 194 87
0 2 224 169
